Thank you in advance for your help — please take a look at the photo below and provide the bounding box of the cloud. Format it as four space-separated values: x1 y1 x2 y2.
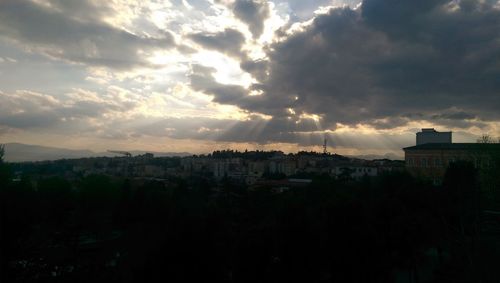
188 28 246 58
215 0 270 38
233 0 270 38
0 0 175 69
0 91 67 129
223 0 500 132
2 0 499 152
274 0 361 21
240 59 269 82
189 65 248 104
35 0 114 22
431 111 476 121
0 125 14 136
122 115 313 143
0 89 139 133
122 115 414 152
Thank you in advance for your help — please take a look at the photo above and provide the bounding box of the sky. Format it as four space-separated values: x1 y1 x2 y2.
0 0 499 157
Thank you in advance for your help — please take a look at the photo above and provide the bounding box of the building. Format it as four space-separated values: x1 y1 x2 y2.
332 165 378 179
181 157 213 174
269 159 297 176
404 130 500 182
213 158 243 179
247 161 267 177
416 128 452 145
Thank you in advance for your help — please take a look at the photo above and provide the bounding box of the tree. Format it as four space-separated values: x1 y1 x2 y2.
0 144 11 187
474 135 500 209
77 175 120 237
38 177 73 224
0 144 4 163
477 134 495 144
442 161 481 276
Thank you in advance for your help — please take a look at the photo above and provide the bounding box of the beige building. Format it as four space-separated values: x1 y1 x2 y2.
403 143 500 182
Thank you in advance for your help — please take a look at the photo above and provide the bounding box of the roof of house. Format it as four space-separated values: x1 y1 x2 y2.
403 143 500 151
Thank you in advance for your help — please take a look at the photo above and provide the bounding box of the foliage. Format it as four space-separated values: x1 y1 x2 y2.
211 149 283 160
0 144 4 162
1 168 499 282
477 134 497 143
0 144 12 187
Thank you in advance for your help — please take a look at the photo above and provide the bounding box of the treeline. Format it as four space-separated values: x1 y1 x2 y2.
1 161 499 282
210 149 284 160
9 156 183 176
208 149 350 160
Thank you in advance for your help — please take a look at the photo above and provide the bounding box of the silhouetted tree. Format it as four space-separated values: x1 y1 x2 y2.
0 144 11 188
76 175 120 238
0 144 4 162
476 134 496 144
440 161 481 281
443 161 480 234
37 177 73 225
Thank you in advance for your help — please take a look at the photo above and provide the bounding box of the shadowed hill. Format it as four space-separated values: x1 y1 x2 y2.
2 143 191 162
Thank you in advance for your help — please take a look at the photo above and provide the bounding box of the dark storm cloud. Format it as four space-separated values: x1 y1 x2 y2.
188 28 246 58
371 117 410 130
218 0 500 133
189 65 248 104
431 111 476 121
215 0 270 38
189 64 296 118
233 0 270 38
0 0 174 69
240 59 269 82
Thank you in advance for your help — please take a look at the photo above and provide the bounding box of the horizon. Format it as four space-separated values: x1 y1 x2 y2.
1 141 405 162
1 0 500 158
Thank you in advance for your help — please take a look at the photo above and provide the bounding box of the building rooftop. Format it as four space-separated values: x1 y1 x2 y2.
403 143 500 151
420 128 452 133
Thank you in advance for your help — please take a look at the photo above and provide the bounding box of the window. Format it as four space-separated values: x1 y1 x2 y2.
408 158 414 167
435 158 441 167
422 158 427 167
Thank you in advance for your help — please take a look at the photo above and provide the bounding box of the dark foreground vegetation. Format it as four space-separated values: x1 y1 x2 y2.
1 157 500 282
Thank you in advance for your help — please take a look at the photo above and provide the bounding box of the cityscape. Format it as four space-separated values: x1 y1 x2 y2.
6 129 499 187
1 129 500 282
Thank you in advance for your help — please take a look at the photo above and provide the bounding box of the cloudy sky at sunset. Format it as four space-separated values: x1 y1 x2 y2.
1 0 499 157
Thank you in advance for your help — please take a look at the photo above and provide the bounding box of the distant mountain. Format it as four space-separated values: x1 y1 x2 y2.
349 153 403 161
2 143 191 162
3 143 97 162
